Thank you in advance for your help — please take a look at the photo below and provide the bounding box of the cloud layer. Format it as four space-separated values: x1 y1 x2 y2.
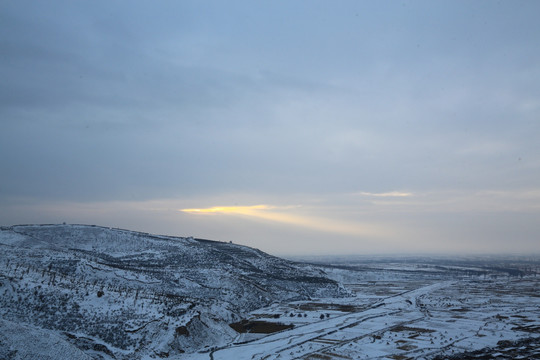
1 1 540 255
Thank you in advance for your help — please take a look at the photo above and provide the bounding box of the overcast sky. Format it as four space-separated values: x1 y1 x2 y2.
1 1 539 255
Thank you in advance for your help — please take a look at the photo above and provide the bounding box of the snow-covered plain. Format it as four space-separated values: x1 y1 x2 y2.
1 225 539 359
200 258 540 360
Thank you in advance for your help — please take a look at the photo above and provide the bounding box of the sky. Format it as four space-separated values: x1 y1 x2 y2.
1 1 540 256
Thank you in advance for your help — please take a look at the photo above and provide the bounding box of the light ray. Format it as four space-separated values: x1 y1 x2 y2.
180 204 391 238
180 205 273 215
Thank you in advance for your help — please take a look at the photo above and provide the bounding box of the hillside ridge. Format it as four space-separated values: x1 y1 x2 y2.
0 224 347 359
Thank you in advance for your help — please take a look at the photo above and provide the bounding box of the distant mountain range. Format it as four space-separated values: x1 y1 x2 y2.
0 224 347 359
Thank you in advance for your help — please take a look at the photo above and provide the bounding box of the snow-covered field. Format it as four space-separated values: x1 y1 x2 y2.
1 225 539 359
191 258 540 360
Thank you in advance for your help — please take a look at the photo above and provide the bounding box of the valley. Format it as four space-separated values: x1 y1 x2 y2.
204 258 540 359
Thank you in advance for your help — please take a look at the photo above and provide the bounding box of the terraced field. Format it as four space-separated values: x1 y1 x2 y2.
187 258 540 360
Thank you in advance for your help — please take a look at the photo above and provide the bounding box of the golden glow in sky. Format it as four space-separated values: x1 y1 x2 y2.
180 204 391 238
180 205 273 214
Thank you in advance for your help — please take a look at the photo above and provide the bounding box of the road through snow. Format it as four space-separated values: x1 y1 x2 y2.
210 282 452 360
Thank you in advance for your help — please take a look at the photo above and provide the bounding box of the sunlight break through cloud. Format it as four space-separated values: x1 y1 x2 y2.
180 205 390 238
180 205 274 215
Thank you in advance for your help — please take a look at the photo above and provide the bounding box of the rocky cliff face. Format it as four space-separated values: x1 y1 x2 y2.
0 224 347 359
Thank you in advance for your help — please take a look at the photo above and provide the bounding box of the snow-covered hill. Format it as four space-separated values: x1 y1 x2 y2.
0 224 347 359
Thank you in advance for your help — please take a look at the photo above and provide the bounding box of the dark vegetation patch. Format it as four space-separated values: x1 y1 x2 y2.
511 324 540 332
229 320 294 334
390 325 435 333
432 336 540 360
254 313 281 319
511 314 535 322
450 307 469 312
175 326 189 336
388 355 410 360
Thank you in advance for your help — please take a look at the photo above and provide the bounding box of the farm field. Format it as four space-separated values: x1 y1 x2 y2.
2 226 539 359
192 257 540 360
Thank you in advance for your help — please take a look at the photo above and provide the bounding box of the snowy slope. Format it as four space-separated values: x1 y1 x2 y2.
0 224 347 359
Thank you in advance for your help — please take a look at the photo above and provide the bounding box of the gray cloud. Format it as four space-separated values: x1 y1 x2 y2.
1 1 540 254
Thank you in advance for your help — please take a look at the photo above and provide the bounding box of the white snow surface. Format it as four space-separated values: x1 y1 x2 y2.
0 224 345 359
0 318 93 360
1 224 539 359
